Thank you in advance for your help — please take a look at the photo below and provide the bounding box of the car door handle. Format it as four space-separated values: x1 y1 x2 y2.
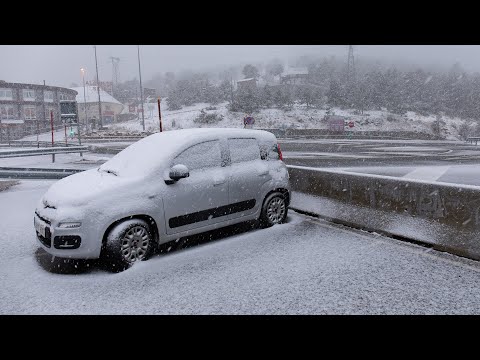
258 170 268 176
213 179 226 186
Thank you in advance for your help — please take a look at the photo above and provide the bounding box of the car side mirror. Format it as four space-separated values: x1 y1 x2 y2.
165 164 190 184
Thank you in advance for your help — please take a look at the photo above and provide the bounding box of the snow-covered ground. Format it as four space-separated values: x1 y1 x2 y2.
106 101 468 141
3 181 480 314
15 101 469 143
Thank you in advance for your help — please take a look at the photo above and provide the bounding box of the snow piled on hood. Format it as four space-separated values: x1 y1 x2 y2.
41 168 135 207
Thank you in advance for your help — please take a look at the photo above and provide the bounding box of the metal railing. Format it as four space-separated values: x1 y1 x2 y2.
0 146 88 158
0 140 81 148
0 167 84 179
466 137 480 145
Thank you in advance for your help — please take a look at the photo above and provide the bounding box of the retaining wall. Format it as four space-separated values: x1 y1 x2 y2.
288 166 480 260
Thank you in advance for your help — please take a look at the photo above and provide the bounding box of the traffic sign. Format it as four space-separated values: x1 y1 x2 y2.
244 116 255 125
348 121 354 128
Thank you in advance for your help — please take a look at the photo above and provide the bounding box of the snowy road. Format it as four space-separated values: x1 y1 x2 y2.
2 181 480 314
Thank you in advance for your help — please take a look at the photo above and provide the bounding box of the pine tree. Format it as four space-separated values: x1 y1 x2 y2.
242 64 260 79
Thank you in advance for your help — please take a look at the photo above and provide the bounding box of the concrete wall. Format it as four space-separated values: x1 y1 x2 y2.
288 166 480 260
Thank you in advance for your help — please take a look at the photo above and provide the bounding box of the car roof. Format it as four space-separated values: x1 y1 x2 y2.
100 128 277 177
148 127 276 142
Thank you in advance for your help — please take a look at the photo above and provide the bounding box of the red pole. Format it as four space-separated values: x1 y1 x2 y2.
50 110 55 163
157 97 163 132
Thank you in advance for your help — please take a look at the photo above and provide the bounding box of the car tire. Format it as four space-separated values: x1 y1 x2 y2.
103 219 154 272
259 192 288 228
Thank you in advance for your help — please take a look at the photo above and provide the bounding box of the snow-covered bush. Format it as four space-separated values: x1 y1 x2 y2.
193 110 223 124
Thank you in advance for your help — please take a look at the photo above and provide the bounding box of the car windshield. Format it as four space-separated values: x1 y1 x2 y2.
98 132 181 177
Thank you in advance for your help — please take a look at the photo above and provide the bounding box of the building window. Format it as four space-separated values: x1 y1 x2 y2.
0 88 13 100
44 91 54 102
0 104 15 120
24 105 36 120
45 107 56 120
23 89 36 101
59 93 71 101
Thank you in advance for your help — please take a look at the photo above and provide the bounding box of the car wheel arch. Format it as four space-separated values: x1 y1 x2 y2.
262 188 290 208
101 215 160 253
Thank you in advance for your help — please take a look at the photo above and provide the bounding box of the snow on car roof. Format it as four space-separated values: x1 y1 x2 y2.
99 128 277 177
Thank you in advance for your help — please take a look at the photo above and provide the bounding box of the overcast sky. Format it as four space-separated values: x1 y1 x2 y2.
1 45 480 88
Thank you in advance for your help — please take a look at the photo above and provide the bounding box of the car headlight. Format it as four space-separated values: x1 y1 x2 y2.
58 222 82 228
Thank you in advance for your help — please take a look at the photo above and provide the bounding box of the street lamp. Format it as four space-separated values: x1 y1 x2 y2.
94 45 103 129
80 68 88 134
137 45 145 131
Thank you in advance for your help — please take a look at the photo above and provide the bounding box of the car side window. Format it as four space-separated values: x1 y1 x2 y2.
173 140 222 171
228 138 260 164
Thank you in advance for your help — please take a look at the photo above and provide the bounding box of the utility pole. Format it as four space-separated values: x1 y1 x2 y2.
230 77 234 107
346 45 355 83
109 56 120 98
76 101 83 157
94 45 103 129
81 68 89 135
137 45 145 131
50 110 55 163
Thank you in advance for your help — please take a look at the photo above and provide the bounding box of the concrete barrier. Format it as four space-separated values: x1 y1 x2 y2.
288 165 480 260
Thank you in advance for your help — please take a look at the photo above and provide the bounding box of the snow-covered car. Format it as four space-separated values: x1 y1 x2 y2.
34 128 290 270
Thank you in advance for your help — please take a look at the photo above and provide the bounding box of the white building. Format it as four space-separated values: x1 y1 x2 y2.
70 86 124 128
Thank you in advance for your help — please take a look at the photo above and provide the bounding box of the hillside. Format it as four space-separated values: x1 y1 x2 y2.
107 100 468 140
18 100 470 142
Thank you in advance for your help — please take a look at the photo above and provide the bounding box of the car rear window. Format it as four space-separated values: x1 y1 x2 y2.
260 142 280 161
228 138 260 163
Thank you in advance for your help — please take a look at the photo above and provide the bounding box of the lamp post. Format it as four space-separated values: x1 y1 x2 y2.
137 45 145 131
80 68 88 135
94 45 103 129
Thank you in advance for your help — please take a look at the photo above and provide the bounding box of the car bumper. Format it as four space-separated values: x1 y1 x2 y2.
34 210 102 259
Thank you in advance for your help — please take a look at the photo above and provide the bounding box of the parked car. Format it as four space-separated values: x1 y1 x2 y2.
34 128 291 271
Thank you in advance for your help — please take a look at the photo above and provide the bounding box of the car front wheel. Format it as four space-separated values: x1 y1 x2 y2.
103 219 154 272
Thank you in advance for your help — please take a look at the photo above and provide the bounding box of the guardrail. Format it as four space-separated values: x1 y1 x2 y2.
288 165 480 261
0 167 84 179
466 137 480 145
0 146 88 158
0 140 81 148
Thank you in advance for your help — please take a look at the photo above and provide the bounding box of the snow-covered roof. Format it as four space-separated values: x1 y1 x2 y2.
237 78 256 82
70 86 123 105
282 67 308 76
100 128 276 177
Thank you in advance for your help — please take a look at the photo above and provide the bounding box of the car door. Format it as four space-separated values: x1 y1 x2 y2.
226 137 272 219
162 139 229 235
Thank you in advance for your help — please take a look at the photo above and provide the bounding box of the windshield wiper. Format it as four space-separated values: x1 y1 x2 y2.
98 167 118 176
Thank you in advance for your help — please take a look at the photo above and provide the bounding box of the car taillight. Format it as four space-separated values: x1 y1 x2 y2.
277 143 283 161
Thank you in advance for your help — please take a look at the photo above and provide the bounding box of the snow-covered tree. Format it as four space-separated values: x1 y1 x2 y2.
242 64 259 79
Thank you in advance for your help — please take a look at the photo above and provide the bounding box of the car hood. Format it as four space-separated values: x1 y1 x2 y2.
41 168 140 208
